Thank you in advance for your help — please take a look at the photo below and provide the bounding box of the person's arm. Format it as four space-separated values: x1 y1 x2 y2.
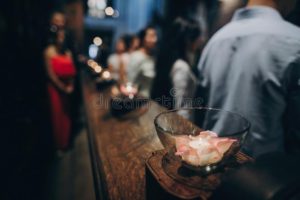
65 50 75 93
284 57 300 154
44 47 71 94
119 54 128 83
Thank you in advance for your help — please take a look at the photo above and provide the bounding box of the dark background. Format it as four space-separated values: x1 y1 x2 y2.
0 0 299 199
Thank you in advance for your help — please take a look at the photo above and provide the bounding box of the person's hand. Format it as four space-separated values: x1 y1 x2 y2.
65 85 74 94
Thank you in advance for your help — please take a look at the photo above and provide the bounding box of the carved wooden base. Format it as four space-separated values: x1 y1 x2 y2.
145 150 253 200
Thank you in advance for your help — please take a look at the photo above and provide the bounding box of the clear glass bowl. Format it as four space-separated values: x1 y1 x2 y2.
154 107 250 175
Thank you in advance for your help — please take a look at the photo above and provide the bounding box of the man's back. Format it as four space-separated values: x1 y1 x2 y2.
198 6 300 157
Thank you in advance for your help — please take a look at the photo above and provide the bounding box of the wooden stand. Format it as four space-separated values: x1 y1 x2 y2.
145 150 253 200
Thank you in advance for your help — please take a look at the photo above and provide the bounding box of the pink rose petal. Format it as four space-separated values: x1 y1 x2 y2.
175 131 237 166
216 139 236 154
199 131 218 138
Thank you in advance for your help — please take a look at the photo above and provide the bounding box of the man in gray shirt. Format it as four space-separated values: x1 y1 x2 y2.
198 0 300 157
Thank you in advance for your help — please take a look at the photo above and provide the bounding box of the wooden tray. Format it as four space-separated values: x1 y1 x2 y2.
145 150 253 200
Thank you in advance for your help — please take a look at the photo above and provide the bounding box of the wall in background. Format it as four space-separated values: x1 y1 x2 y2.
84 0 165 59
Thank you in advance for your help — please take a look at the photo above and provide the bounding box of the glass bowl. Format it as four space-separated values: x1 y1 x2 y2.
154 107 250 175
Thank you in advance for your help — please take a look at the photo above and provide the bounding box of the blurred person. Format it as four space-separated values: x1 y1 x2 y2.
50 11 65 28
128 35 140 53
197 0 300 157
127 26 157 97
44 11 77 151
107 35 131 82
152 18 202 119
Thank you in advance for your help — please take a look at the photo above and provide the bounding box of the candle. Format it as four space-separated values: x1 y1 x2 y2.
87 59 98 69
120 82 138 98
102 71 111 79
94 65 102 73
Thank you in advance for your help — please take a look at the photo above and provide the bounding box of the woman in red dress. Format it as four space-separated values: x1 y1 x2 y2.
44 11 76 150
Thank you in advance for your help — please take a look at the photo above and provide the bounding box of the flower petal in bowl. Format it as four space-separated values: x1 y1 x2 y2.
154 107 250 174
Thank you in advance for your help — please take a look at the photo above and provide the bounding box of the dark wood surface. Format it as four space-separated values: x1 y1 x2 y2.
81 71 165 200
81 71 253 200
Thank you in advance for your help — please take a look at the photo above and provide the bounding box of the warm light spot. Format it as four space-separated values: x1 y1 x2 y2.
105 6 114 16
87 59 94 66
91 61 98 69
111 87 119 96
93 36 103 46
120 82 138 97
94 65 102 73
205 166 211 172
102 71 111 79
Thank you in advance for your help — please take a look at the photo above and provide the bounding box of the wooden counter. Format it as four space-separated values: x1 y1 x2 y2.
81 71 164 200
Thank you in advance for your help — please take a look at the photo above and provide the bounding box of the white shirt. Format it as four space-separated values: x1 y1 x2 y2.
107 53 129 80
171 59 198 119
127 50 155 97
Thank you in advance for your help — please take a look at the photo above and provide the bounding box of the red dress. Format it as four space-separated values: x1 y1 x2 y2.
48 54 76 150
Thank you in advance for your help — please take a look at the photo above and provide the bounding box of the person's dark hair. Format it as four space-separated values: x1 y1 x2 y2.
120 34 134 52
47 10 67 54
151 17 201 108
138 25 156 47
49 9 64 22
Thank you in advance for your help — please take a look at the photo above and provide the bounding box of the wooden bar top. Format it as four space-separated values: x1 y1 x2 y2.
146 150 253 200
81 71 253 200
81 71 164 200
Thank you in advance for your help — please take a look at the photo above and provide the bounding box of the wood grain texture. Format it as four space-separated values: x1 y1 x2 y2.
82 71 164 200
82 71 253 200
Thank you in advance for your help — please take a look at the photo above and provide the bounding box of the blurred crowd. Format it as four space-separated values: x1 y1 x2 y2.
4 0 300 199
45 0 300 158
106 19 202 105
101 0 300 158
